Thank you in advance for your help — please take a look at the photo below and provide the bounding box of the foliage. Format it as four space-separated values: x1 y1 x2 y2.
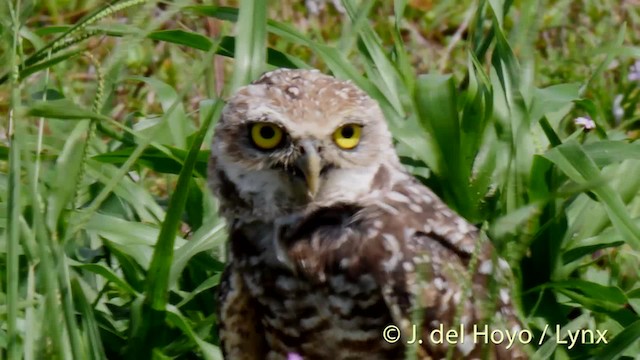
1 0 639 358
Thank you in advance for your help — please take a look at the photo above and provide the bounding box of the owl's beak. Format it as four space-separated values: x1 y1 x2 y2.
296 140 322 198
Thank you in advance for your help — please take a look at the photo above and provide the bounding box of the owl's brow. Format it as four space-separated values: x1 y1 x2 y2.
243 115 287 127
336 116 365 127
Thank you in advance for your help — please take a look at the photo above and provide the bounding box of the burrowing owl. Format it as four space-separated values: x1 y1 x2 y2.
208 69 528 359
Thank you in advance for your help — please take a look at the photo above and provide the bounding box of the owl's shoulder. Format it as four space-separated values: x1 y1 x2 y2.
278 164 482 283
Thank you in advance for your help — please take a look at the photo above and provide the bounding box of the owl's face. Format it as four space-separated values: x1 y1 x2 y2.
209 69 400 222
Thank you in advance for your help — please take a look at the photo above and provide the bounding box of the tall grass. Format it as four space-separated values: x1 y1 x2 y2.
1 0 639 359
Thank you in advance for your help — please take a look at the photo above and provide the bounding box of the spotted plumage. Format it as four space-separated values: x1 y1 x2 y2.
208 69 528 359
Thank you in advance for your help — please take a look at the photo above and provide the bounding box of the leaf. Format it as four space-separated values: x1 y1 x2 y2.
71 279 107 360
84 161 166 224
529 83 582 123
628 289 640 299
46 121 90 229
582 141 640 168
176 274 222 308
92 147 209 178
544 141 640 251
31 88 65 100
230 0 267 91
187 5 401 121
147 30 213 51
85 213 187 270
18 49 85 81
170 222 226 287
72 263 138 296
415 74 460 175
545 280 634 320
562 241 625 265
590 319 640 360
127 99 223 357
185 179 204 230
532 313 590 360
217 36 306 70
34 25 71 36
490 203 542 239
127 76 193 148
342 0 405 118
144 99 221 306
25 99 103 120
489 5 521 99
165 307 223 360
414 74 469 213
581 25 626 96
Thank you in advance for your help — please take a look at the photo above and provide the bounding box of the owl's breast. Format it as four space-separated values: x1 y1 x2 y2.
239 257 402 360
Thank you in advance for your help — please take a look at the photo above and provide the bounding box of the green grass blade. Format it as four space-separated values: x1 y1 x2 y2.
6 66 22 360
6 2 23 358
58 254 87 359
127 76 194 148
72 263 139 296
561 241 625 265
583 141 640 167
128 100 223 357
390 0 414 93
46 121 90 230
165 307 223 360
590 319 640 360
188 5 401 123
93 147 210 178
26 99 102 120
230 0 267 91
414 74 469 214
581 24 626 96
544 141 640 251
71 279 107 360
147 29 213 51
341 0 405 116
531 313 590 360
18 49 84 81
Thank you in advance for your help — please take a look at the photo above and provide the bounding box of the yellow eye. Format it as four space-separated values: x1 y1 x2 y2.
250 122 284 150
333 124 362 150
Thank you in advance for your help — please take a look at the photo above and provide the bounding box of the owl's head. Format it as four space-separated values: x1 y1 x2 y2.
208 69 399 222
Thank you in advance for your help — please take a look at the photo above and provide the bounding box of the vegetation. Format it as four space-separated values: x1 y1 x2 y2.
1 0 640 358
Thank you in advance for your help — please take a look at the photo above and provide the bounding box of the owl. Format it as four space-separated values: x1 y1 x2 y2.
208 69 528 359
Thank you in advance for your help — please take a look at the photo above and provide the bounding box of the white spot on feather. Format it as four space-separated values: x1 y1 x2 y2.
458 335 475 355
286 86 300 96
421 194 433 204
402 261 414 272
387 191 411 203
478 260 493 274
455 218 472 234
409 203 423 213
500 288 510 304
453 291 462 304
498 258 510 271
336 90 349 99
381 234 402 272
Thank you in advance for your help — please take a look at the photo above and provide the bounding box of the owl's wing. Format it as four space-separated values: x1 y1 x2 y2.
217 262 267 360
281 175 527 359
373 181 527 359
378 226 525 359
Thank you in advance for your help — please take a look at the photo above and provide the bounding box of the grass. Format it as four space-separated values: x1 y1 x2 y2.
1 0 640 358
